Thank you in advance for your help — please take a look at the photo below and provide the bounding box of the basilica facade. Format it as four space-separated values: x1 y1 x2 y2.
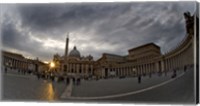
52 35 95 78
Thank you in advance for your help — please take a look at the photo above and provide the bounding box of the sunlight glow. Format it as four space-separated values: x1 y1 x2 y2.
50 62 55 68
46 83 55 101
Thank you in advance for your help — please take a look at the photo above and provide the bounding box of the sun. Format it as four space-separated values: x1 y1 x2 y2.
50 62 55 68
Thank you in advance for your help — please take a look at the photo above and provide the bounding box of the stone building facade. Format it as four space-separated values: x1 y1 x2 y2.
2 51 29 71
94 43 162 78
52 35 95 78
1 51 45 73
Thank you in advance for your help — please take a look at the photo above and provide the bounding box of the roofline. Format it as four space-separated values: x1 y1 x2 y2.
1 50 24 57
128 43 160 52
102 53 124 57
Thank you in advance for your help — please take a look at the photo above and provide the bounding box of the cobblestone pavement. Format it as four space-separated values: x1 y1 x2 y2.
1 67 195 104
2 72 66 102
61 68 195 104
71 70 184 97
97 70 195 104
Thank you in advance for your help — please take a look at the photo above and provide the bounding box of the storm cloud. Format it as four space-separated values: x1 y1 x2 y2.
0 2 195 61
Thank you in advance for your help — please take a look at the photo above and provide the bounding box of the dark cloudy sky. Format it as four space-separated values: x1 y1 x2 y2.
0 2 195 61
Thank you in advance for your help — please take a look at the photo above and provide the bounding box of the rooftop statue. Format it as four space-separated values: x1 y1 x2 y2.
184 11 194 34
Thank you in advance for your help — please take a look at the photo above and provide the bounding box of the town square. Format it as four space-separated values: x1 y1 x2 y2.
0 2 198 104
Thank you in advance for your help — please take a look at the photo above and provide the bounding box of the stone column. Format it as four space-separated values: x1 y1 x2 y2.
155 62 159 73
72 63 74 73
13 60 16 68
138 66 141 75
148 64 150 74
127 67 129 76
21 62 23 70
82 64 85 74
86 64 89 76
70 63 72 73
175 56 178 69
172 58 174 71
180 53 183 68
102 68 104 78
69 63 72 73
175 57 177 69
167 59 170 71
73 63 76 73
121 67 123 76
18 61 20 69
118 68 120 76
19 61 21 69
151 63 153 73
140 65 142 75
169 58 172 71
174 57 176 69
177 54 180 69
166 59 168 71
168 58 171 71
116 68 118 76
118 67 121 76
179 54 181 68
149 64 151 73
120 68 122 76
80 64 82 74
171 58 173 70
20 61 22 70
76 64 79 74
125 67 127 76
82 64 85 75
124 67 126 76
143 64 145 75
91 65 93 75
11 59 13 69
161 60 164 72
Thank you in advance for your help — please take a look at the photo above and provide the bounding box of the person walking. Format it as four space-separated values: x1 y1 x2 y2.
184 66 187 72
5 67 7 73
138 75 141 84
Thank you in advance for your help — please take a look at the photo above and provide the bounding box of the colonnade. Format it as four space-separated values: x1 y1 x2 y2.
101 62 158 77
163 39 194 72
67 63 94 77
100 34 193 78
3 56 28 70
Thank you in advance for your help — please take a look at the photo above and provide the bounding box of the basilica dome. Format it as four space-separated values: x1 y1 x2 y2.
69 46 81 58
